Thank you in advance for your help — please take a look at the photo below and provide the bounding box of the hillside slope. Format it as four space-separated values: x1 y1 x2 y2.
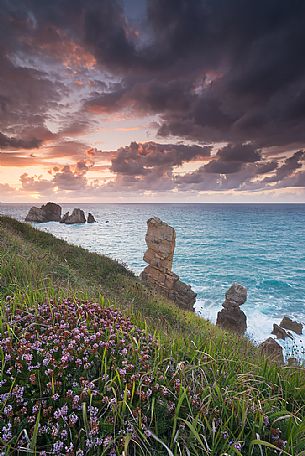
0 216 304 455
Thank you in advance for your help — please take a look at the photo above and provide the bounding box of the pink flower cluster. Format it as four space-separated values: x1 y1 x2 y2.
0 299 172 454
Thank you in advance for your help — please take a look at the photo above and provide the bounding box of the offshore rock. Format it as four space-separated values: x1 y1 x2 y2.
224 283 247 308
25 206 47 223
259 337 284 364
271 323 293 340
87 213 96 223
143 217 176 271
141 217 196 311
279 316 303 335
60 212 69 223
40 202 62 221
216 283 248 335
216 307 247 334
63 208 86 224
25 202 62 223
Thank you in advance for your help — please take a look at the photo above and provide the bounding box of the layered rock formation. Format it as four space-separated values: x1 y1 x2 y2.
216 283 247 335
259 337 284 364
141 217 196 311
25 202 62 223
61 208 86 224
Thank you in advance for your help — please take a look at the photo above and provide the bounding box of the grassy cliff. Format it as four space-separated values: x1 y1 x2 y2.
0 216 304 455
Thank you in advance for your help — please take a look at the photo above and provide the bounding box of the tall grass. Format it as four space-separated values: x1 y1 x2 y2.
0 216 304 455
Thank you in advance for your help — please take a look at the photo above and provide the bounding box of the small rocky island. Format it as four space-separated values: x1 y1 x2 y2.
140 217 196 311
216 283 248 335
25 202 96 224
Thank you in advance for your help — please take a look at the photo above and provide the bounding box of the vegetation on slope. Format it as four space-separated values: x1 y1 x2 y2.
0 216 304 455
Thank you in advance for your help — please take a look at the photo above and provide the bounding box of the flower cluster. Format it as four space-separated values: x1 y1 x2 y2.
0 299 170 454
0 297 295 454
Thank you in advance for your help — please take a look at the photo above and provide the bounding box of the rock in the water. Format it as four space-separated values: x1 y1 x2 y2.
87 213 96 223
63 208 86 224
259 337 284 364
279 316 303 335
143 217 176 270
25 206 47 223
271 323 293 340
141 217 196 311
216 307 247 335
60 212 70 223
224 283 247 308
25 202 61 223
216 283 248 335
40 202 61 222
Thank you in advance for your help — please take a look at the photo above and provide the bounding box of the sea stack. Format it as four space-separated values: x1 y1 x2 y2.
279 316 303 335
25 202 62 223
141 217 196 311
87 213 96 223
62 208 86 224
216 283 247 335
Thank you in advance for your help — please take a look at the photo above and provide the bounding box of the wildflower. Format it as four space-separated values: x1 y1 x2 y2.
263 415 270 426
103 435 112 448
1 423 12 442
54 404 68 420
69 413 78 426
32 404 39 414
4 405 13 416
53 440 64 453
95 437 103 446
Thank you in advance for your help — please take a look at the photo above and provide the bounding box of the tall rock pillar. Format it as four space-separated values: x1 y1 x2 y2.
141 217 196 311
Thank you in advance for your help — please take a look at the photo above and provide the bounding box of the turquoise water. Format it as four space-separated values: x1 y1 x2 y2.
1 203 304 359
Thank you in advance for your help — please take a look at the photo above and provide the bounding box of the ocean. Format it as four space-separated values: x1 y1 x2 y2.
1 203 304 361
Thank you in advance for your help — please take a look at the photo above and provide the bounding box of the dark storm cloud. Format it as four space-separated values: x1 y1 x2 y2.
2 0 305 194
0 132 42 149
175 143 283 191
111 141 211 175
83 0 305 150
260 150 305 185
204 143 262 174
269 150 305 181
0 54 61 133
175 144 305 192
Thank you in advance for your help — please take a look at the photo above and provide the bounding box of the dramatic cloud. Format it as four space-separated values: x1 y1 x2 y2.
111 141 211 175
1 0 305 201
0 132 42 150
175 144 305 192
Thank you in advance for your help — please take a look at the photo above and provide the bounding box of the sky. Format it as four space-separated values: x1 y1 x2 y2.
1 0 305 203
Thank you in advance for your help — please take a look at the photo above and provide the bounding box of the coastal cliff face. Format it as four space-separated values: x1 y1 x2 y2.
141 217 196 311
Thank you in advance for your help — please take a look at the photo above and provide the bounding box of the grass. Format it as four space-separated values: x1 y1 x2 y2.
0 215 304 455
